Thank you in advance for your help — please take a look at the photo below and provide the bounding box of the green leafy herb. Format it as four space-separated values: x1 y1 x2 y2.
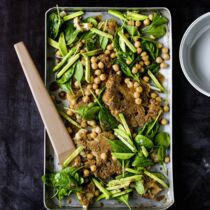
154 132 170 148
56 64 75 84
48 37 59 49
112 153 135 160
99 36 109 50
64 23 80 45
58 32 68 56
135 134 154 149
147 70 165 92
135 180 145 195
132 152 154 168
92 178 110 199
63 11 84 22
108 10 127 22
74 60 84 84
127 11 148 21
47 12 62 39
109 140 132 153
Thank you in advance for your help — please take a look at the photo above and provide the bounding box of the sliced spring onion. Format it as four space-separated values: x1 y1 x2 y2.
82 49 103 57
63 11 84 22
92 178 110 199
59 110 81 128
56 53 80 78
147 70 165 92
119 113 131 136
127 11 148 21
90 28 113 39
108 10 127 21
118 31 136 53
84 55 90 83
48 37 59 49
62 146 84 168
112 153 135 160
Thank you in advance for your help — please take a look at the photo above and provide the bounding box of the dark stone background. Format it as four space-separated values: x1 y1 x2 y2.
1 0 210 210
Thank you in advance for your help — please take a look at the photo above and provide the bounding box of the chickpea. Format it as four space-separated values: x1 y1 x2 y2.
87 120 96 127
128 20 134 26
90 165 97 172
162 47 169 54
143 76 150 82
83 169 90 177
141 51 147 57
100 74 106 81
95 69 101 76
134 41 141 48
163 105 170 112
81 120 87 128
100 153 107 160
127 81 133 88
91 62 98 70
112 64 120 72
160 62 169 69
135 98 142 105
135 64 141 69
94 77 101 84
95 126 102 134
143 18 150 26
91 56 97 63
87 84 92 90
156 96 162 102
134 82 140 88
105 50 111 55
95 89 100 95
151 92 157 99
135 20 141 27
156 56 163 64
162 53 170 60
144 61 150 66
140 67 145 73
92 83 98 90
107 44 113 51
98 61 104 69
87 153 93 160
126 60 131 65
85 89 91 96
80 49 86 53
148 14 153 21
116 71 122 76
124 78 130 84
110 53 116 58
137 47 142 54
67 109 74 116
67 127 72 134
140 61 144 66
157 42 163 49
132 67 138 74
136 86 143 93
165 156 170 163
74 81 80 88
161 118 168 125
90 131 97 138
83 96 90 103
134 92 140 98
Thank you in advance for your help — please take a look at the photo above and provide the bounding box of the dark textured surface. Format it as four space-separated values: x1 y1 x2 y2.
1 0 210 210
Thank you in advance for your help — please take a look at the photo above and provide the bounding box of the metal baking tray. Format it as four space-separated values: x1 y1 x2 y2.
44 7 174 210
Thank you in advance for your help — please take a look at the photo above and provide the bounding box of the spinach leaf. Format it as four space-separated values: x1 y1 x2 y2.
135 134 154 149
157 145 165 163
56 64 75 84
132 152 154 168
75 103 100 120
47 12 62 40
141 40 159 60
116 194 131 210
154 132 170 148
98 107 119 131
109 140 132 153
85 32 99 51
124 25 139 37
74 60 83 84
64 23 80 45
146 62 160 74
152 12 169 26
58 80 73 93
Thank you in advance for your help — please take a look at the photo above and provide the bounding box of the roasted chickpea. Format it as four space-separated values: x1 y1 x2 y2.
157 42 163 49
134 41 141 48
160 62 169 69
95 69 101 76
92 83 98 90
100 74 106 81
135 98 142 105
67 109 74 116
156 56 163 64
94 77 101 84
156 96 162 102
83 169 90 177
90 165 97 172
98 61 104 69
124 78 130 84
74 81 80 88
161 118 168 125
83 96 90 103
162 53 170 60
91 62 98 70
136 86 143 93
110 53 116 58
141 51 147 57
134 92 140 98
143 18 150 26
95 89 100 95
148 14 153 21
105 50 111 55
95 126 101 134
143 76 150 82
135 20 141 27
134 82 140 88
144 61 150 66
87 153 93 160
163 105 170 112
91 56 97 63
100 153 107 160
127 81 133 88
107 44 113 51
151 92 157 99
132 67 138 74
162 47 169 54
126 60 131 65
165 156 170 163
112 64 120 72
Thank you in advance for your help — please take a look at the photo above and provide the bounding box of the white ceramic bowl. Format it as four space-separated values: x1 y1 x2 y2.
179 12 210 97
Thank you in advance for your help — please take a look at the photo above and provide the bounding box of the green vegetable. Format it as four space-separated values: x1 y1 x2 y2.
135 134 154 149
119 30 126 52
52 47 77 72
118 31 136 53
132 152 154 168
141 40 159 60
56 53 80 78
64 23 80 45
56 65 75 84
109 140 132 153
147 70 165 92
99 36 109 50
83 17 98 27
47 12 62 39
125 168 141 174
144 170 168 188
146 62 160 74
84 55 91 83
154 132 170 148
63 146 84 168
98 107 119 131
108 10 127 21
82 49 103 57
58 32 68 56
90 28 113 39
92 178 110 199
116 194 131 210
124 25 139 37
157 145 165 163
135 180 145 195
63 11 84 22
74 60 84 84
59 110 81 128
127 11 148 21
48 37 59 49
112 189 132 198
112 153 135 160
58 80 73 94
141 146 149 158
118 113 131 137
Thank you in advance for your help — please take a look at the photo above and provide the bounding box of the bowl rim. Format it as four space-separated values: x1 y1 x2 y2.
179 12 210 97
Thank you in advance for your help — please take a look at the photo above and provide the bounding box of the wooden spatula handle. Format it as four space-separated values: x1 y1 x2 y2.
14 42 75 164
